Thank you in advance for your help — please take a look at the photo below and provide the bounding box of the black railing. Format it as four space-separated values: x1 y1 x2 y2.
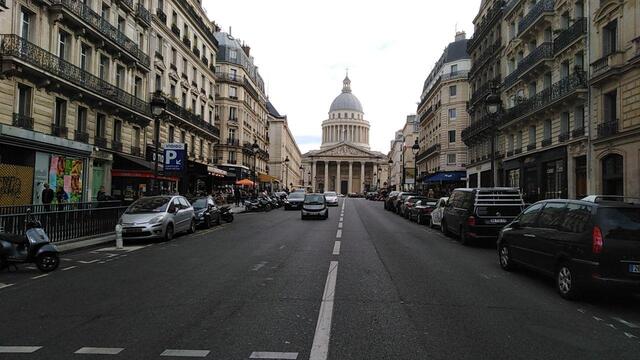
131 146 142 157
527 143 537 151
163 95 220 139
501 71 587 126
95 136 108 148
518 0 555 36
0 205 127 244
111 140 123 152
503 42 553 89
572 127 585 138
115 0 133 11
193 47 200 57
504 0 522 15
182 1 219 48
227 159 237 164
171 23 180 37
0 0 6 8
136 3 151 26
202 56 209 66
597 119 619 138
467 1 504 52
216 71 243 84
0 35 151 117
441 70 469 81
155 8 167 23
182 36 191 47
462 113 500 144
514 147 522 154
12 113 33 130
541 138 552 147
51 124 68 137
554 18 587 54
558 132 570 142
0 201 122 216
50 0 149 67
470 39 502 75
74 130 89 142
469 79 500 107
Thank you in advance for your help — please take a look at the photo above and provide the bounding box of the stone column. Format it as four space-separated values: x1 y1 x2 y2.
312 161 317 192
361 162 365 193
336 162 341 193
324 161 329 193
348 161 353 194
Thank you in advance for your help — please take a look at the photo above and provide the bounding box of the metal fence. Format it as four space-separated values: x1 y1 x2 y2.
0 201 122 216
0 205 128 243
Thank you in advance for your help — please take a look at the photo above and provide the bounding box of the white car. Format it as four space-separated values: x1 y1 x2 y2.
429 197 449 229
324 191 339 206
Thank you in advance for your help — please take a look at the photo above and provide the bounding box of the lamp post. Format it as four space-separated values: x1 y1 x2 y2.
412 139 420 191
299 165 304 187
251 139 259 196
150 91 167 195
283 156 290 192
401 139 406 191
388 158 393 190
485 86 502 188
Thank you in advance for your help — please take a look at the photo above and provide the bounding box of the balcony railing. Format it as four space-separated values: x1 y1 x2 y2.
467 1 504 52
202 56 209 66
50 0 149 67
51 124 68 137
591 51 624 75
470 39 502 75
193 47 200 57
558 132 570 142
227 159 237 165
553 18 587 54
441 70 469 81
504 0 523 16
74 130 89 142
155 8 167 24
518 0 555 36
541 138 552 147
505 42 553 89
11 113 33 130
469 79 500 107
163 95 220 139
94 136 107 148
0 35 150 117
111 140 123 152
527 143 537 151
461 113 500 144
182 1 219 48
131 146 142 157
514 147 522 155
136 3 151 26
115 0 133 12
597 119 619 138
502 71 587 126
572 127 585 138
171 24 180 37
182 35 191 48
215 71 243 84
226 138 239 146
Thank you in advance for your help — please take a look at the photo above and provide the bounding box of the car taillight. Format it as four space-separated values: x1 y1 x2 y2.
592 226 604 254
467 216 476 227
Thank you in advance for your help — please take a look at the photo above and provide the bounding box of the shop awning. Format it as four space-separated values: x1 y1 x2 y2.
425 171 467 183
111 170 178 182
258 173 278 183
113 153 160 171
208 165 228 177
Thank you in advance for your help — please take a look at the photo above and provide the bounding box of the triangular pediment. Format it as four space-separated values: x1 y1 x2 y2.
315 143 375 158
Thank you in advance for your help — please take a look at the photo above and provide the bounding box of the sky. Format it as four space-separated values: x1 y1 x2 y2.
203 0 479 154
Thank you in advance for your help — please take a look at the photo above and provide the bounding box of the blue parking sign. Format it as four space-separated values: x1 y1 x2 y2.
163 143 186 172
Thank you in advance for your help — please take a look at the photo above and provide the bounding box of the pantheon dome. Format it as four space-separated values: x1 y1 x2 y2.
321 75 370 150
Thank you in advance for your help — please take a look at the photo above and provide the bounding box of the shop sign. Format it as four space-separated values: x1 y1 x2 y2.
164 143 186 172
146 145 164 163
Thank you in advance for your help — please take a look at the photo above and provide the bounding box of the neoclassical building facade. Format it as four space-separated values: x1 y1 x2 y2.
302 75 387 194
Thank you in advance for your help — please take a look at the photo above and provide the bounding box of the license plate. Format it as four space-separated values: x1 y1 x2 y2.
125 228 142 233
489 219 508 224
628 264 640 274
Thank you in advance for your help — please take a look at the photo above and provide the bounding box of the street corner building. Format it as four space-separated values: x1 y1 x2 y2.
302 74 388 194
0 0 225 205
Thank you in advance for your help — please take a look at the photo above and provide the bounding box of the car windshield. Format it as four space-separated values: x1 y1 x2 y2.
126 197 170 214
192 199 208 210
325 192 337 196
289 193 305 200
476 206 523 217
305 195 325 204
597 207 640 241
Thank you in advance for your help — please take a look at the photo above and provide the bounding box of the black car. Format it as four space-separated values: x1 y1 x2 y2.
497 196 640 300
285 192 305 210
442 188 525 245
191 196 221 228
384 191 400 211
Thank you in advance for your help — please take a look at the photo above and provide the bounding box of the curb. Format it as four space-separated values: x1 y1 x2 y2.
56 234 116 253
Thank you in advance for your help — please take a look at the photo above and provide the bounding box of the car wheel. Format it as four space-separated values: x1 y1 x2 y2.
498 244 515 271
36 253 59 272
441 219 451 236
557 262 582 300
163 224 174 242
188 220 196 234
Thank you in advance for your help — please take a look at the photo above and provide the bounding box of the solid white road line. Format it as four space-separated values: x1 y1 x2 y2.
249 351 298 359
613 317 640 328
0 283 14 290
61 266 77 271
78 260 99 264
31 274 49 279
332 241 341 255
309 261 338 360
0 346 42 353
336 230 342 239
74 347 124 355
160 349 210 357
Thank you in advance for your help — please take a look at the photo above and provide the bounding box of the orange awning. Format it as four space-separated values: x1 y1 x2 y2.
235 178 255 186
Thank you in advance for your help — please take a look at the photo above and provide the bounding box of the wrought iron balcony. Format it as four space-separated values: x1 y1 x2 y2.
111 140 123 152
527 143 536 151
462 113 500 145
193 47 200 57
541 138 552 147
136 3 151 27
74 130 89 142
131 146 142 157
597 119 619 138
553 18 587 54
171 24 180 37
155 8 167 24
51 124 68 137
215 71 243 84
226 138 240 146
504 0 523 16
227 159 237 165
49 0 149 67
518 0 555 37
182 35 191 48
514 147 522 155
501 71 587 127
441 70 469 81
94 136 107 148
11 113 33 130
114 0 133 12
469 79 500 107
163 95 220 139
503 42 553 90
0 35 150 118
558 132 570 142
571 127 585 138
0 0 6 9
467 1 504 53
202 56 209 66
470 39 502 76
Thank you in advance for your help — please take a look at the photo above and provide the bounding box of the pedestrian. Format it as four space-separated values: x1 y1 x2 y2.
97 185 109 202
234 186 241 206
55 185 68 211
41 183 54 211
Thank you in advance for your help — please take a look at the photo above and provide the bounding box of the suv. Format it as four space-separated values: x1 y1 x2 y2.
442 188 524 245
497 196 640 300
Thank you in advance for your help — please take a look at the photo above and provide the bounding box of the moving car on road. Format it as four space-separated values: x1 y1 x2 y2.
191 196 221 228
442 188 524 245
119 196 196 242
428 197 449 228
324 191 339 206
497 196 640 300
301 193 329 220
408 198 438 225
285 192 305 210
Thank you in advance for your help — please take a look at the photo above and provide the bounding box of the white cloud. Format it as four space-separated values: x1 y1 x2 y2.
203 0 478 154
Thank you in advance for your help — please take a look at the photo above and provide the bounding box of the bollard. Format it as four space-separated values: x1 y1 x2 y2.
115 224 123 249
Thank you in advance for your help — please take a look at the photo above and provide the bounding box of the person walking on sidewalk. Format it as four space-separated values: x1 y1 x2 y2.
55 185 68 211
41 183 54 211
234 186 241 206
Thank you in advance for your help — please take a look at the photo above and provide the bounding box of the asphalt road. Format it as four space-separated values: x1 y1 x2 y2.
1 198 640 359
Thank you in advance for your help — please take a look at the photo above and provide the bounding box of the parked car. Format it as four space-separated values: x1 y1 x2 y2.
324 191 339 206
384 191 400 211
429 197 449 228
401 196 428 218
191 196 221 228
408 199 438 225
393 192 418 214
301 193 329 220
285 192 305 210
442 188 525 245
119 196 196 242
497 196 640 300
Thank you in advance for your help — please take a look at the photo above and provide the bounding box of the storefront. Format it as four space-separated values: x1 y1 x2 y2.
424 171 467 197
502 146 567 203
466 161 492 188
217 164 252 187
112 153 178 202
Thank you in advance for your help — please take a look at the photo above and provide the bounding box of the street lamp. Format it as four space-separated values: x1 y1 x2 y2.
388 158 393 191
252 139 259 196
150 91 167 195
283 156 290 191
412 139 420 191
299 165 304 187
485 87 502 188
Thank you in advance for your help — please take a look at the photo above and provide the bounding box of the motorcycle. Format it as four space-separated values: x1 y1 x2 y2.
0 210 60 272
245 197 272 212
219 205 234 223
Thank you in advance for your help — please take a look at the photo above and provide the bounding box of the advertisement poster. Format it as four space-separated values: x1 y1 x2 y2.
49 156 84 203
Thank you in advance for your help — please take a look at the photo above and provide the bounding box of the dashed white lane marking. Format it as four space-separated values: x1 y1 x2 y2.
249 351 298 359
279 245 286 250
309 261 338 360
0 346 42 353
624 332 638 339
75 347 124 355
332 241 341 255
61 266 77 271
336 230 342 239
31 274 49 279
338 222 343 229
593 316 603 321
613 317 640 328
339 217 343 222
0 283 14 290
577 308 586 314
160 349 210 357
252 261 268 271
78 260 99 264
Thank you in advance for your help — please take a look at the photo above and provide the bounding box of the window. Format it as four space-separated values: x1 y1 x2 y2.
116 66 125 88
528 81 536 97
180 130 186 143
168 126 175 143
199 139 203 157
560 112 569 135
58 30 69 60
101 4 110 20
228 151 236 162
170 84 176 98
133 127 141 148
96 114 106 138
190 134 195 153
192 66 197 80
449 85 457 97
171 47 177 64
17 83 32 116
602 154 624 196
575 52 584 71
181 92 187 108
230 86 237 98
450 64 458 74
134 77 142 98
574 106 584 129
561 203 591 233
448 130 456 143
560 61 570 79
155 74 162 91
99 55 109 80
447 154 456 165
80 44 91 71
519 202 544 226
117 16 125 33
77 106 87 133
171 10 177 25
528 126 536 145
54 98 67 127
543 72 552 89
604 90 617 122
507 134 514 151
448 108 457 120
516 131 523 149
544 119 552 140
603 20 617 55
113 120 122 142
20 9 31 40
230 49 237 59
537 203 566 229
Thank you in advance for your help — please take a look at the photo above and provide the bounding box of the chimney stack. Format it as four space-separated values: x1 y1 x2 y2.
241 44 251 57
455 31 466 42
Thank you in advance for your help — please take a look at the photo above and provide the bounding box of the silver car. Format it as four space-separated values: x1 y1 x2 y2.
119 196 196 241
324 191 339 206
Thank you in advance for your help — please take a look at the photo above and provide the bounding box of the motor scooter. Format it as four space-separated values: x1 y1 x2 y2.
0 210 60 272
219 205 234 223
